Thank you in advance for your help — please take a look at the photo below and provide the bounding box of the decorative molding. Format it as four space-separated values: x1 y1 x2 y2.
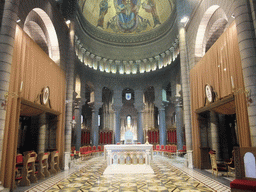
75 36 180 74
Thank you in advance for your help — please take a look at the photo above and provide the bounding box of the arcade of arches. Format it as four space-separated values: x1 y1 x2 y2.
1 0 256 191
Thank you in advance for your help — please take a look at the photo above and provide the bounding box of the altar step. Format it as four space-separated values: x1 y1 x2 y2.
103 164 154 174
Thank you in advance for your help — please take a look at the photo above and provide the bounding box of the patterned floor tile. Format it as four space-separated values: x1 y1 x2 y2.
14 155 232 192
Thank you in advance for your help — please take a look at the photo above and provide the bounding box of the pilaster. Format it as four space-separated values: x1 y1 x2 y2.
234 0 256 146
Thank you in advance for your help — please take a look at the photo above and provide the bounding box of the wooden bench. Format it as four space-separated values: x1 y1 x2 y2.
19 151 38 186
37 152 50 180
49 151 60 174
230 147 256 192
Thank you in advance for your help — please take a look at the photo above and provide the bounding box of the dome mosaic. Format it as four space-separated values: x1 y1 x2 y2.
78 0 175 35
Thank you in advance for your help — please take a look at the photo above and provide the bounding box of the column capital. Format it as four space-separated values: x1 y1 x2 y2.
160 53 166 58
154 55 160 60
74 98 86 108
95 56 101 61
115 60 121 65
175 96 183 107
90 54 95 59
169 47 174 53
89 101 103 111
136 60 141 64
85 51 91 56
165 50 170 55
81 48 86 53
154 101 168 110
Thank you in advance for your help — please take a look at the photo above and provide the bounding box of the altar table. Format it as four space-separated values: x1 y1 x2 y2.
104 144 153 165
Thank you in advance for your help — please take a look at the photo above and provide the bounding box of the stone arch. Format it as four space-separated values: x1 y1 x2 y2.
205 18 228 52
195 5 228 59
23 8 60 65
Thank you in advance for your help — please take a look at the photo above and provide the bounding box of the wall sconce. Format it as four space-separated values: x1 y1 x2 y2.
70 116 76 128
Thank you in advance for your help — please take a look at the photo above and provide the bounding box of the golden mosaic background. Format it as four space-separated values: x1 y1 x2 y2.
78 0 174 34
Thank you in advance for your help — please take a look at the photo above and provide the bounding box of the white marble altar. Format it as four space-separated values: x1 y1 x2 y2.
104 144 153 166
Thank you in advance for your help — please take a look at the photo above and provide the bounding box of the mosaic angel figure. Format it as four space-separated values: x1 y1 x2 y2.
142 0 161 27
97 0 110 28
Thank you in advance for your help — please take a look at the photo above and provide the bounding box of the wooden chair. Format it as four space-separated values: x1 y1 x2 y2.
15 154 23 186
209 150 228 177
37 152 50 180
79 146 86 160
71 146 79 160
19 151 38 186
224 150 235 177
49 151 60 174
178 145 187 156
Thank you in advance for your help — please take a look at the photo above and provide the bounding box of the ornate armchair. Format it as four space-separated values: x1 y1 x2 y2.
209 150 228 176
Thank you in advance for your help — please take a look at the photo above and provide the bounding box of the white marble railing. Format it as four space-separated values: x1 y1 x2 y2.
104 144 153 166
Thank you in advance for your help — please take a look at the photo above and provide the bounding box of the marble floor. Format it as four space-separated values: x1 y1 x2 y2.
14 155 233 192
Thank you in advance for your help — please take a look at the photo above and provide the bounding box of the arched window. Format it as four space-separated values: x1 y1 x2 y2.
127 115 131 126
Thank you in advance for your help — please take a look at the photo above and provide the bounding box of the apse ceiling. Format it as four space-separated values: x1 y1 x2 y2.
75 0 178 74
78 0 174 35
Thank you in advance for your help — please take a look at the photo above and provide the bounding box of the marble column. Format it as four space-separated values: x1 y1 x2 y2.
113 105 122 143
158 107 166 146
179 24 193 169
234 0 256 146
64 21 75 170
176 96 184 151
137 110 144 143
176 0 193 168
154 86 167 146
91 103 102 147
0 0 20 177
38 113 47 153
74 99 85 151
112 89 122 143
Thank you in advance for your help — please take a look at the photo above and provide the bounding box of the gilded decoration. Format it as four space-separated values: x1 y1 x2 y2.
78 0 174 34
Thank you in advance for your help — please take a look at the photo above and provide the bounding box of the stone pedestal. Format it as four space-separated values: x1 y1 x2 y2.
64 152 71 170
187 150 194 169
